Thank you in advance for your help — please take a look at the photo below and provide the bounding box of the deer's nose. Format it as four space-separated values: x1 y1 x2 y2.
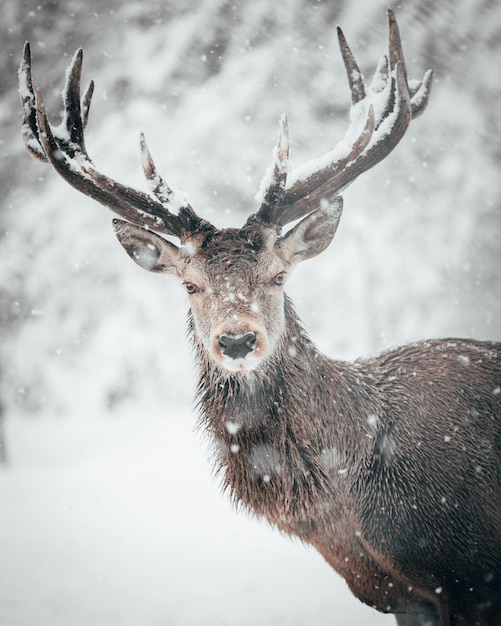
218 332 257 360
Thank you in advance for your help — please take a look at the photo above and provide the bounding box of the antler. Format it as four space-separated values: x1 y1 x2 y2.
19 10 431 238
256 9 433 227
18 43 210 240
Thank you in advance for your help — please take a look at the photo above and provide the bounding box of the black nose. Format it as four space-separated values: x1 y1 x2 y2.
218 332 257 359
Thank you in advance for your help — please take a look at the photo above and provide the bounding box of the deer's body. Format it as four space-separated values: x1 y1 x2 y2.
193 269 501 625
19 11 501 625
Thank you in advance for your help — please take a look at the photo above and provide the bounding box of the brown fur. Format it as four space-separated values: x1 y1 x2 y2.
193 298 501 624
113 212 501 625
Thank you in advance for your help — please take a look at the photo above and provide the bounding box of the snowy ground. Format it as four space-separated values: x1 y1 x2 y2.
1 406 391 626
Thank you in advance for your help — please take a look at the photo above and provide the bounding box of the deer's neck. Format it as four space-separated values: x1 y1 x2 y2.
190 296 370 539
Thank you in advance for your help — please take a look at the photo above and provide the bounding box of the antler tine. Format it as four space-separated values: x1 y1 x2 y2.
387 8 408 85
255 114 290 224
19 42 47 162
81 79 94 130
140 132 173 205
139 132 204 234
63 49 92 151
336 26 365 106
409 69 433 119
385 8 434 121
255 10 432 228
19 44 209 240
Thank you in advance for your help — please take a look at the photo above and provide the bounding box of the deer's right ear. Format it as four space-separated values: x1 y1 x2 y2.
112 219 184 275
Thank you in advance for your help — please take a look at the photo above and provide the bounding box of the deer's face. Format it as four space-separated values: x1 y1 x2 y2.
180 226 288 373
113 201 342 374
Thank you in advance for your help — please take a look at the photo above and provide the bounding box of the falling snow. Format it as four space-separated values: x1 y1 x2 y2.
1 1 500 626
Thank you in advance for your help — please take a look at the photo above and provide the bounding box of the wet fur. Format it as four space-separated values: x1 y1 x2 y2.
192 296 501 624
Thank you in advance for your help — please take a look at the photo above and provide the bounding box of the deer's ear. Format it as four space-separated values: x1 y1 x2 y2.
112 219 184 275
277 196 343 263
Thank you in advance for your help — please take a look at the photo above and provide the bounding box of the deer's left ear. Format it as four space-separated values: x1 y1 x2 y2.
277 196 343 263
112 219 185 275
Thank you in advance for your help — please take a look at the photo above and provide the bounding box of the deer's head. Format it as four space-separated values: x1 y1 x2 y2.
19 10 431 374
113 199 342 373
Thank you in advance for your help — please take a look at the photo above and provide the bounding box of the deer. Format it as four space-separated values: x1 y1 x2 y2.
18 10 501 626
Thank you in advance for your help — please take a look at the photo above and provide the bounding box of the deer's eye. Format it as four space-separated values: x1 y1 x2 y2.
273 272 286 286
185 282 199 294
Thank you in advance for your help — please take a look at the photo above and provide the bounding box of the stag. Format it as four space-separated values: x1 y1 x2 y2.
19 11 501 626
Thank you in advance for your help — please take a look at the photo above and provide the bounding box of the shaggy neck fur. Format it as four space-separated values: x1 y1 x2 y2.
189 295 376 540
187 296 501 621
